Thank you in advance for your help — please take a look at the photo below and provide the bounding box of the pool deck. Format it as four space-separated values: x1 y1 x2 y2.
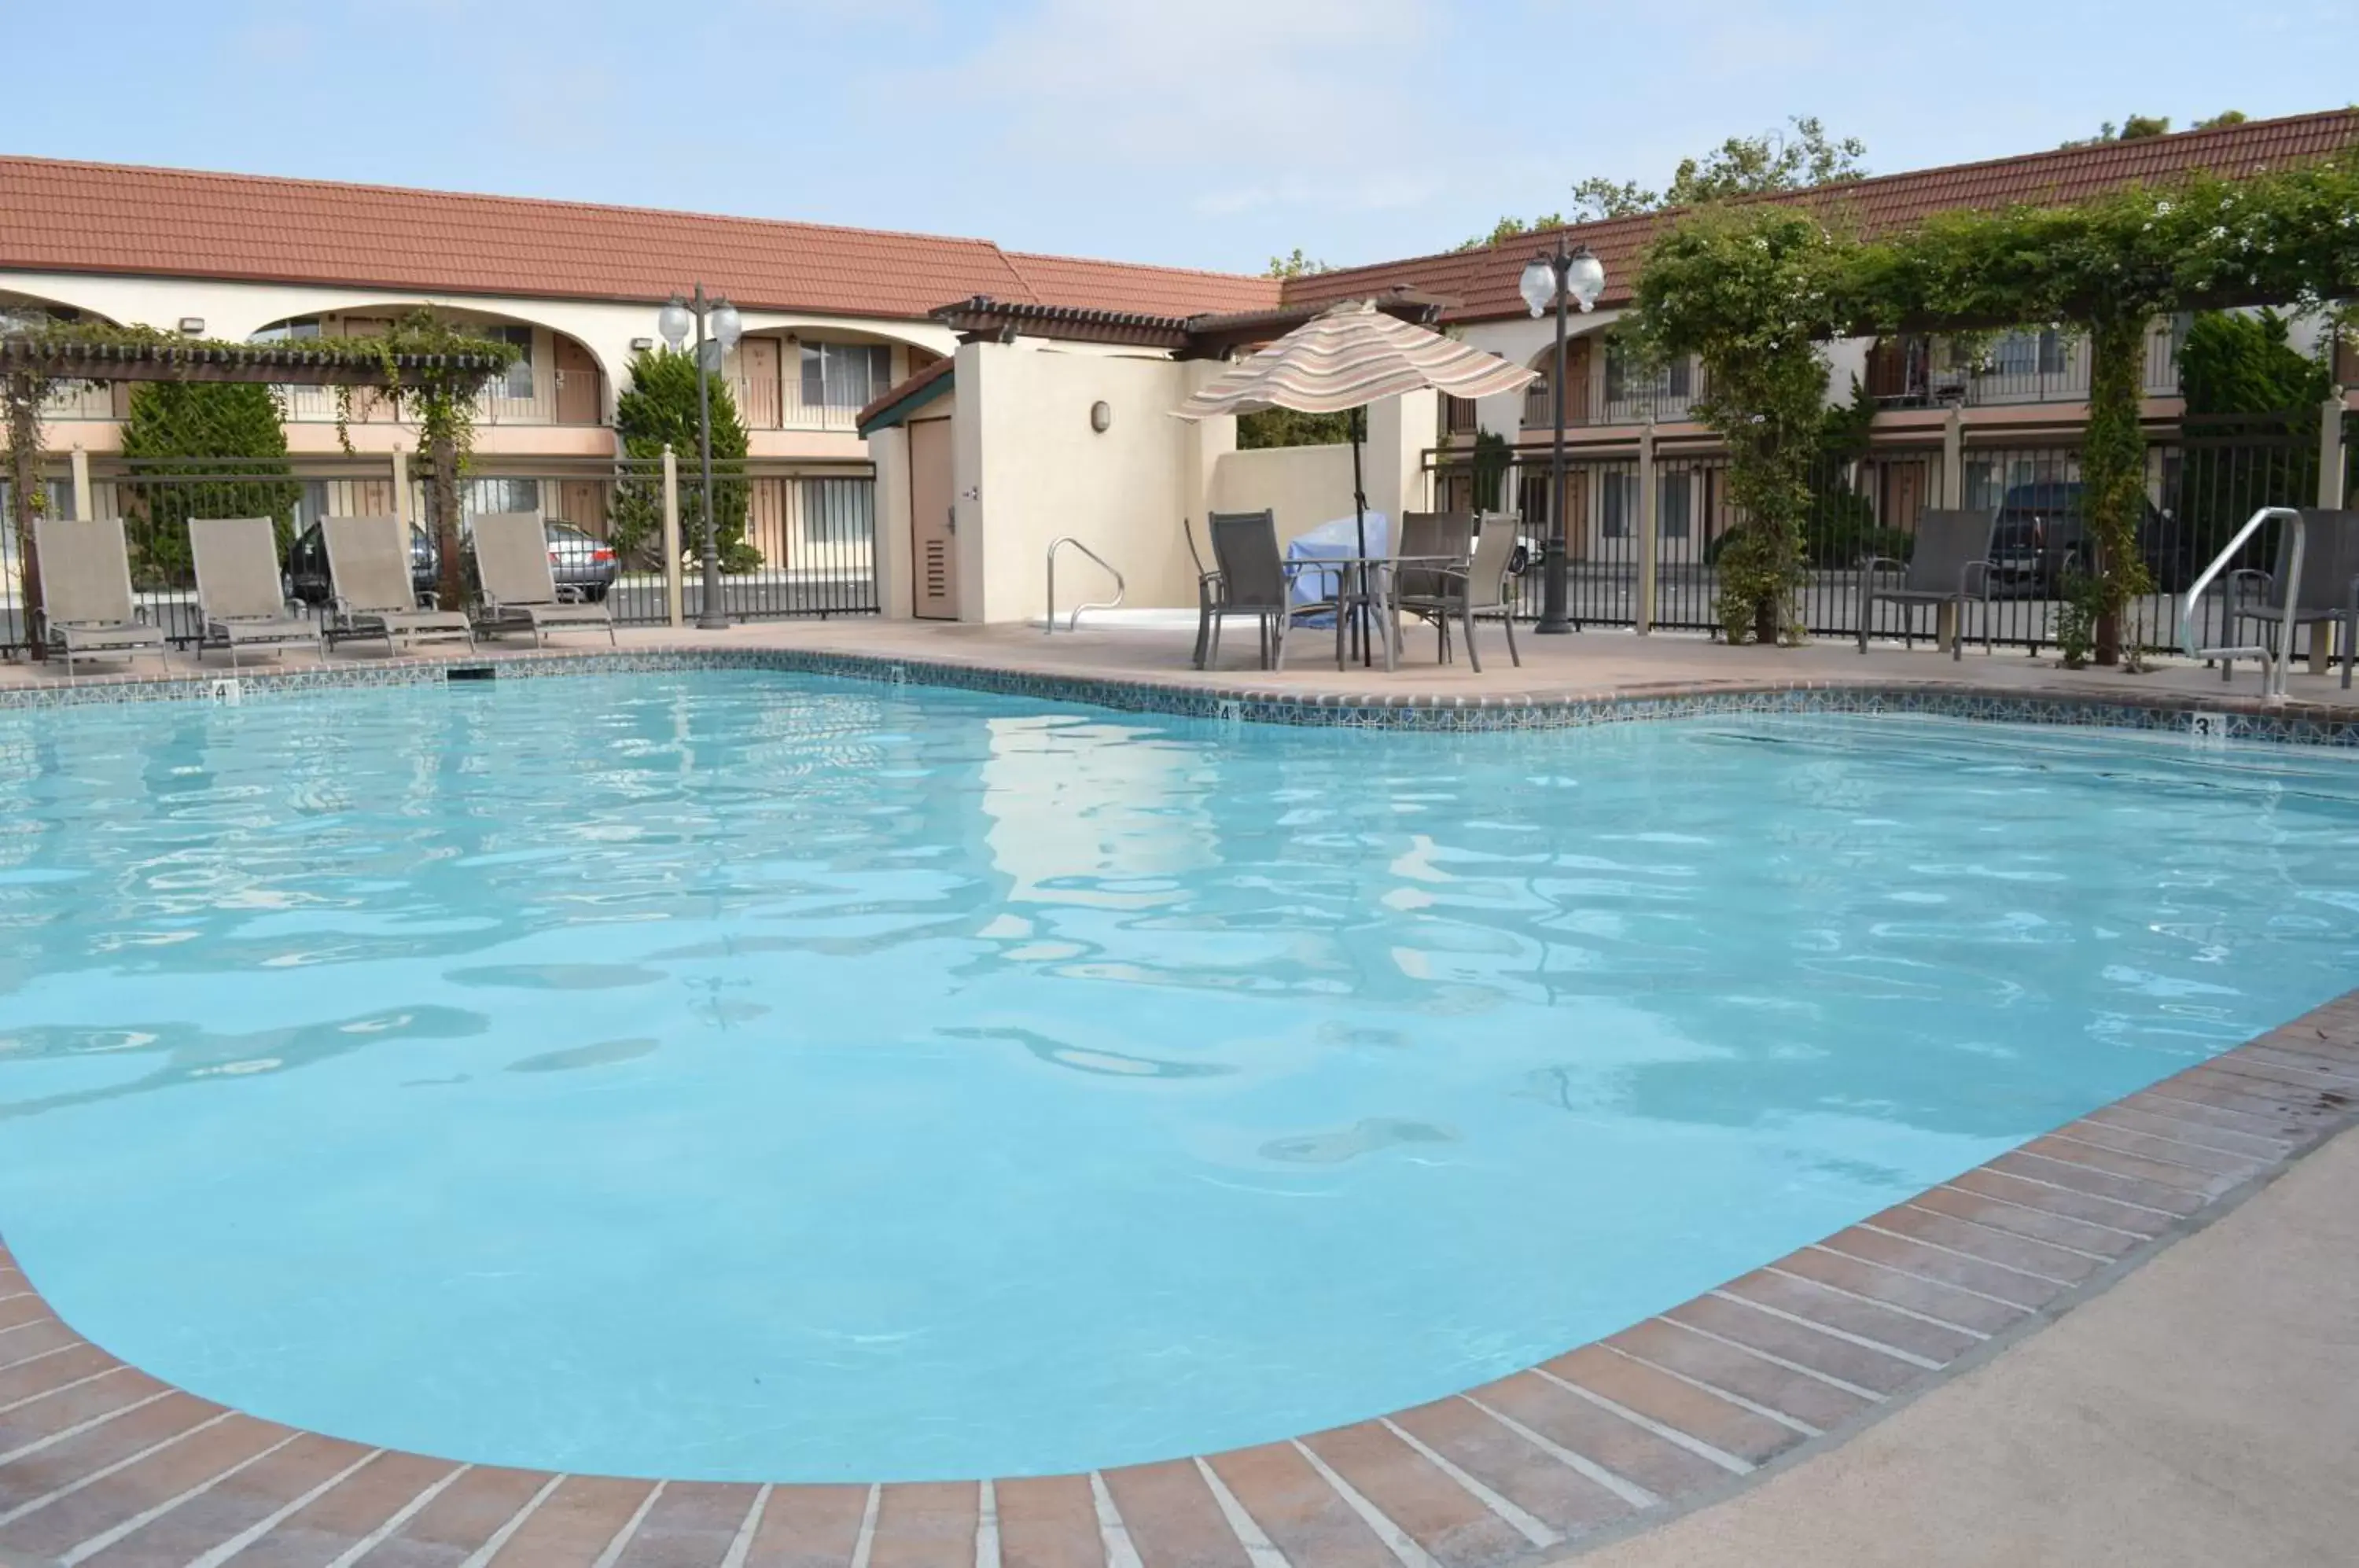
2 620 2357 1567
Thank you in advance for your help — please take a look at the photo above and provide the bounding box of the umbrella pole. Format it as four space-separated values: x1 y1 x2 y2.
1352 406 1371 668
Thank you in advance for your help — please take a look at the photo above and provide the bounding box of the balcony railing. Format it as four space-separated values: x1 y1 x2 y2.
1869 322 2183 409
738 396 867 433
1521 359 1706 429
274 368 604 426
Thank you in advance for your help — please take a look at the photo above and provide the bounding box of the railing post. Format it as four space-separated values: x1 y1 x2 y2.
1937 408 1966 653
2313 394 2347 674
1635 421 1658 634
661 444 683 630
390 449 411 531
68 446 90 519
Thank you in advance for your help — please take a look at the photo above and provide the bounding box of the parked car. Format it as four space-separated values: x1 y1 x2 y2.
285 519 617 605
543 521 620 602
1988 482 2194 596
285 521 436 607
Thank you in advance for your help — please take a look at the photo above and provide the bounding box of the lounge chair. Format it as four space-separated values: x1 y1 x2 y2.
469 512 616 647
1857 507 2000 661
320 514 473 655
1398 513 1522 672
2220 507 2359 689
32 517 167 678
190 517 322 668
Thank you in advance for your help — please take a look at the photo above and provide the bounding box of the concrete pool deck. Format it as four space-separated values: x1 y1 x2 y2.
0 620 2356 1566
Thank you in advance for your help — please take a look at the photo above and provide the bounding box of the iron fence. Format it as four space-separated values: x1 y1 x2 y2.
1426 409 2339 656
2 455 879 657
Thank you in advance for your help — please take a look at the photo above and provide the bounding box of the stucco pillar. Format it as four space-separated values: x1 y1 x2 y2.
2313 396 2347 672
870 424 914 620
68 447 90 519
1364 389 1438 533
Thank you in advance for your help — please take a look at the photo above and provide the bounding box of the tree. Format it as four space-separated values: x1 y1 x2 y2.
2175 309 2330 562
1265 248 1330 278
1465 117 1867 250
2063 115 2173 148
1635 206 1852 643
1237 405 1353 450
1661 116 1868 207
610 348 756 570
2193 110 2249 131
117 382 300 585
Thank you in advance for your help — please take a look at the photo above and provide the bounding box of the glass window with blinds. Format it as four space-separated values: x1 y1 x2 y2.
800 343 892 410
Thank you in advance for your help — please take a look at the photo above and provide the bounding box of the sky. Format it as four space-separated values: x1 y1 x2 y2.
8 0 2356 277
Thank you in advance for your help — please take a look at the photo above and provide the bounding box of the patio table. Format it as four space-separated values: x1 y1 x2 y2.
1280 551 1475 672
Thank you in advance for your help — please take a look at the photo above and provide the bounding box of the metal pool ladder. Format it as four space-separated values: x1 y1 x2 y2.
2179 505 2309 702
1045 538 1124 633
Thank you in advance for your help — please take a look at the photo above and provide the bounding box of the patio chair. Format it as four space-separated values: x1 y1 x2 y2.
1186 516 1238 669
1399 513 1522 673
190 517 322 669
469 512 616 648
32 517 167 678
2221 508 2359 690
1206 510 1330 672
1857 507 2000 661
320 514 473 656
1392 510 1473 661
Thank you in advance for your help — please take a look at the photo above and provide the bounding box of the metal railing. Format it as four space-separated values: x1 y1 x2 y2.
1044 537 1124 632
2180 506 2311 700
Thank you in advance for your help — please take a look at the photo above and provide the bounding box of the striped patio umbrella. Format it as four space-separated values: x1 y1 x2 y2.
1172 300 1536 564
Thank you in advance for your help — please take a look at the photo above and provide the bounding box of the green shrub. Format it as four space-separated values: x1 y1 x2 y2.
612 348 758 570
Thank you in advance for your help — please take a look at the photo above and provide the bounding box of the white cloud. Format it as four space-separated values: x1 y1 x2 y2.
892 0 1456 213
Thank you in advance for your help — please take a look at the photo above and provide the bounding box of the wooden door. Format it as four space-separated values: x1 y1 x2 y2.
1561 339 1592 425
738 339 782 429
553 337 602 425
907 418 957 619
1882 460 1929 534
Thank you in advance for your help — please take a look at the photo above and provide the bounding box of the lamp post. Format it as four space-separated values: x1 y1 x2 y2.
1518 241 1606 635
657 284 743 631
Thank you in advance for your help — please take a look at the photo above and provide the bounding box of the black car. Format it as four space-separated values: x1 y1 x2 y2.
286 521 438 607
1988 482 2193 596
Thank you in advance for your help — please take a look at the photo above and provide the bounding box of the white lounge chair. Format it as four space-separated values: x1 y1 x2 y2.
190 517 322 668
469 512 616 647
320 515 473 655
33 517 167 678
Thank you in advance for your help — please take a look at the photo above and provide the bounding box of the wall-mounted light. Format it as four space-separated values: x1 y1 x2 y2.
630 337 655 352
178 317 204 335
1089 399 1113 433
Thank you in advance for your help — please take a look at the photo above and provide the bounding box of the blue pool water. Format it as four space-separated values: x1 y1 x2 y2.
1 672 2356 1482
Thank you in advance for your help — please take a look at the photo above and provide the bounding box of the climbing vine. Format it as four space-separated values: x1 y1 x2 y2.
1635 206 1852 643
1635 152 2359 664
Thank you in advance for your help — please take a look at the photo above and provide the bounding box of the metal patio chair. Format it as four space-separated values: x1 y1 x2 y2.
190 517 322 668
32 517 167 678
469 512 616 648
320 515 473 656
2220 507 2359 689
1857 507 2001 661
1398 513 1522 673
1205 510 1330 672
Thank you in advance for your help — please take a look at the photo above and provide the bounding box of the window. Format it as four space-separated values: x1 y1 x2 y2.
250 318 321 343
1599 472 1638 539
1658 471 1692 540
800 477 873 547
466 478 542 516
478 325 534 399
800 342 891 410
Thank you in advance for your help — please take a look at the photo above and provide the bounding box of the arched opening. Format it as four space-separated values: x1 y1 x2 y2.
249 307 605 428
2 289 127 423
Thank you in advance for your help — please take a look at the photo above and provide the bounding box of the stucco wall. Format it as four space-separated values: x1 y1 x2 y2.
1208 444 1359 550
957 344 1223 623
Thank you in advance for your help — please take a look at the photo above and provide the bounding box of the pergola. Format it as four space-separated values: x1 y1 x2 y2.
2 334 512 653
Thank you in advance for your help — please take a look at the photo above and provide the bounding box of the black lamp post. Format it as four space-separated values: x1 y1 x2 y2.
1518 241 1606 635
657 284 743 631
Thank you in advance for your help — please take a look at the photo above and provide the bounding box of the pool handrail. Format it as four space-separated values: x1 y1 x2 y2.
1045 538 1125 634
2180 505 2305 701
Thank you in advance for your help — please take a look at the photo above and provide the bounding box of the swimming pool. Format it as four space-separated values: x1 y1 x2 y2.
0 670 2353 1482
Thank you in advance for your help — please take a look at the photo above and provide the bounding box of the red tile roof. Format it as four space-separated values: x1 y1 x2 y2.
0 156 1275 322
1283 108 2359 322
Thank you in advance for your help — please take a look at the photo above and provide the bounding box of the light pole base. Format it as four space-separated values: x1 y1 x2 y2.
1533 615 1574 635
695 615 730 631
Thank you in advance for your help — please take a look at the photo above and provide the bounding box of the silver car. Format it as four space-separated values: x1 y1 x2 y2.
541 521 620 602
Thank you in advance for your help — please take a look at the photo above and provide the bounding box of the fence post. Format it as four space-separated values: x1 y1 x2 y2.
1936 407 1966 652
1635 421 1658 634
68 446 90 519
661 444 683 630
390 449 410 530
2313 396 2347 673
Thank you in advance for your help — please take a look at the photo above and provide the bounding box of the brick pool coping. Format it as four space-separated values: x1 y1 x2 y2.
2 648 2359 1566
